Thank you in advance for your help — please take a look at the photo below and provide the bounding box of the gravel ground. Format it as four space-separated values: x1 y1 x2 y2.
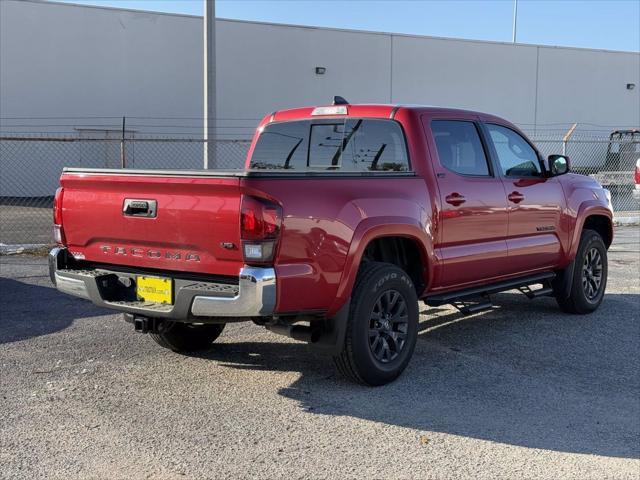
1 227 639 479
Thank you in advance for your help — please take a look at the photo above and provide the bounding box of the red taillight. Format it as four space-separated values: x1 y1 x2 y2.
241 196 282 240
240 195 282 264
635 160 640 185
53 187 65 245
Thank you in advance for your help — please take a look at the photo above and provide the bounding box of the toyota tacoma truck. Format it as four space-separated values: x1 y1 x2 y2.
50 100 613 386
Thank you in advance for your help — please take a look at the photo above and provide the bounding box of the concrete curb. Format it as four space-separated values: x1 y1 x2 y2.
0 244 51 255
613 217 640 226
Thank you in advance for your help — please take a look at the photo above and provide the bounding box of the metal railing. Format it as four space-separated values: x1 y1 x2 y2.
0 132 638 246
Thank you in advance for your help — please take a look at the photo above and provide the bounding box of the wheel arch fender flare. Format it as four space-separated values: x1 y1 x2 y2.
569 202 613 260
327 216 434 317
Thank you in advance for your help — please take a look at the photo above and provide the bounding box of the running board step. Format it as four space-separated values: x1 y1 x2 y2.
425 272 556 307
518 285 554 299
452 299 494 315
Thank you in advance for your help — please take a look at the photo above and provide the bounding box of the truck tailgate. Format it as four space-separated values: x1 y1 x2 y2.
59 171 244 276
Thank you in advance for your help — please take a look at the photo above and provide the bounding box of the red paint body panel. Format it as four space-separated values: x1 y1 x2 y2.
58 105 613 317
60 174 245 276
501 176 566 273
244 176 432 314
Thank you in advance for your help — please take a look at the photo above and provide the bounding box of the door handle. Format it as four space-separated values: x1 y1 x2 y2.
508 191 525 204
445 193 466 206
123 199 157 217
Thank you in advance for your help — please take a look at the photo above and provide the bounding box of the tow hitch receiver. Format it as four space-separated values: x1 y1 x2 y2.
125 314 161 334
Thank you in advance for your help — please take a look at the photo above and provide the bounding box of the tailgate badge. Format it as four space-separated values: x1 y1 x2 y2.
100 246 200 262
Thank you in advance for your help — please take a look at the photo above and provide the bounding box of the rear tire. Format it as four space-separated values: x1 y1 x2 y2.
150 321 225 352
555 229 607 314
333 262 419 386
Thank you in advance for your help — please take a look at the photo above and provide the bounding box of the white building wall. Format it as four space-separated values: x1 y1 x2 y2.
2 0 639 130
535 47 640 128
1 0 639 196
0 0 203 120
390 36 539 126
216 20 392 122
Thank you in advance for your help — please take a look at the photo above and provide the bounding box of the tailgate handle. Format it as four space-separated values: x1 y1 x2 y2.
123 199 157 218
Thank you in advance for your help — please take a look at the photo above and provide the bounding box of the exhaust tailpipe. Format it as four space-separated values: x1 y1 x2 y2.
266 323 321 343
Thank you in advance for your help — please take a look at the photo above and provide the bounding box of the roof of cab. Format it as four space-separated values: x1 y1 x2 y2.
268 103 496 124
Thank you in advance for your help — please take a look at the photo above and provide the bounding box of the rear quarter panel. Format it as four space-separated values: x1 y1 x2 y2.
244 176 433 316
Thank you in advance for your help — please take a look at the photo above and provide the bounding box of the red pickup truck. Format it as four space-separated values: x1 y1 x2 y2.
50 100 613 385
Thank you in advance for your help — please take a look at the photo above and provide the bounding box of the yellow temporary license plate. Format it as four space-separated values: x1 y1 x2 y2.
136 276 173 304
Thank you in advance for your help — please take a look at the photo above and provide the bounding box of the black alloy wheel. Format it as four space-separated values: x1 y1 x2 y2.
369 289 409 363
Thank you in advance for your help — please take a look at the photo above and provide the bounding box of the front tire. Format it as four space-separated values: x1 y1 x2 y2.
150 321 225 352
555 229 608 314
333 262 419 386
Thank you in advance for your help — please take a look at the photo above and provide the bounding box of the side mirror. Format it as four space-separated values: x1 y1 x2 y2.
547 154 570 176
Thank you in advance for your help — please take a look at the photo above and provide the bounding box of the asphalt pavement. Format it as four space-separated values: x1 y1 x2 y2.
1 227 639 479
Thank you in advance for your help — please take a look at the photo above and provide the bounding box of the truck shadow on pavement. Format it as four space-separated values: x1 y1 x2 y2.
0 277 108 344
199 292 640 459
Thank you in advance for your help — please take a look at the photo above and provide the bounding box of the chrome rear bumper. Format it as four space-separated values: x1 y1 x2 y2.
49 247 276 320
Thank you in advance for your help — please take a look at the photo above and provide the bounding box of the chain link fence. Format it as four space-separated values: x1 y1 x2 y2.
528 130 639 213
0 136 251 246
1 131 638 247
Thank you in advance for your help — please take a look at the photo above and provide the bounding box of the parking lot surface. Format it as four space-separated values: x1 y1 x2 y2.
1 227 639 479
0 205 53 245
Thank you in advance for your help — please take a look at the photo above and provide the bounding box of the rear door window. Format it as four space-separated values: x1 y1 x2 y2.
431 120 491 176
250 119 409 172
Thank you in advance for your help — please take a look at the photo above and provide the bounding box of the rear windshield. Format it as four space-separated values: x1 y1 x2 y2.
249 119 410 172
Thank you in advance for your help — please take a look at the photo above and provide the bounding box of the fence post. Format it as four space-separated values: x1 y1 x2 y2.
120 116 126 168
562 123 577 156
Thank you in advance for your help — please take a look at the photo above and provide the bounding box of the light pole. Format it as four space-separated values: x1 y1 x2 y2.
204 0 216 168
512 0 518 43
